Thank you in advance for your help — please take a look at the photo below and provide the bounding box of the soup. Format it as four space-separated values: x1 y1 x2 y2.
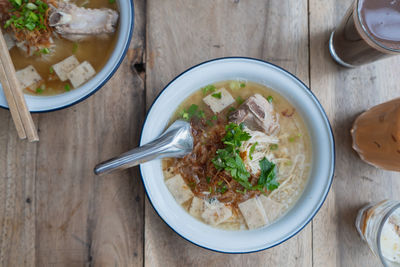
1 0 119 95
162 81 312 230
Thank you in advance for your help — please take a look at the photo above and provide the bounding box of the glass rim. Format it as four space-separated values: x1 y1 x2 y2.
376 202 400 266
356 0 400 53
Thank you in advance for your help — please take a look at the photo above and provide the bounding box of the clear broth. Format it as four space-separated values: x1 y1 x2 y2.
162 80 312 230
10 0 118 96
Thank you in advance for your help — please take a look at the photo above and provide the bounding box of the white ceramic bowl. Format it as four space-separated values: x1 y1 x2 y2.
140 57 335 253
0 0 134 112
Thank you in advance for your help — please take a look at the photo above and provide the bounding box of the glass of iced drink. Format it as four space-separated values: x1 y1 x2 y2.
356 200 400 266
329 0 400 67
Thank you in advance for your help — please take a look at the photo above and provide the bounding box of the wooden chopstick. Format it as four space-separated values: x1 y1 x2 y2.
0 31 39 142
0 61 26 139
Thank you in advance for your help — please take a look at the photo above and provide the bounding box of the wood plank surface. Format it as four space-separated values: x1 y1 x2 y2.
0 0 145 266
309 0 400 266
2 0 400 266
0 114 38 266
145 0 312 266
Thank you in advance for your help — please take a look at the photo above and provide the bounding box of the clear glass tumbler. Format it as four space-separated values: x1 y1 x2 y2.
356 200 400 267
329 0 400 67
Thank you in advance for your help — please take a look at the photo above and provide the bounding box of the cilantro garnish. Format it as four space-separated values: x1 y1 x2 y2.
267 96 274 103
217 184 227 194
212 123 253 189
255 157 279 191
212 123 280 193
211 92 222 99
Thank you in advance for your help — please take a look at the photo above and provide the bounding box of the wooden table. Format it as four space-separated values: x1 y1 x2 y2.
1 0 400 266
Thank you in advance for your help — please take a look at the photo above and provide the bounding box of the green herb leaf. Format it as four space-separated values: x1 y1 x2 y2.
258 157 279 191
269 144 278 150
35 87 43 93
72 43 78 53
267 96 274 103
212 123 252 189
236 188 247 194
206 176 211 184
206 120 213 126
236 96 244 105
217 184 227 194
211 92 222 99
288 137 296 142
64 84 71 91
40 47 49 54
240 83 246 88
201 84 216 95
108 0 115 3
180 104 205 121
49 66 54 74
249 142 258 160
211 115 218 121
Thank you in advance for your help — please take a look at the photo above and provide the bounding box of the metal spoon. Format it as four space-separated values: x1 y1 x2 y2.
94 120 193 175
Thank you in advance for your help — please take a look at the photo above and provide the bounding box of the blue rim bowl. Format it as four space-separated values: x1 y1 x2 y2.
139 57 335 253
0 0 134 113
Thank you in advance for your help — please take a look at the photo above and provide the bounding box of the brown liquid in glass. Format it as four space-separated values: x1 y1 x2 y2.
332 0 400 66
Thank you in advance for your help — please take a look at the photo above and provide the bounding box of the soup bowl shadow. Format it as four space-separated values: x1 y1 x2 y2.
140 57 335 253
0 0 134 113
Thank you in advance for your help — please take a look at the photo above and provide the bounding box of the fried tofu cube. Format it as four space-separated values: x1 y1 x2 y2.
189 197 204 218
52 55 80 81
203 88 235 113
238 197 268 229
165 174 194 204
16 65 42 89
258 195 284 223
67 61 96 88
201 200 232 226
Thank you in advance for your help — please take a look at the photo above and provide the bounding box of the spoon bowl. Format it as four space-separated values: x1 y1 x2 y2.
94 120 193 175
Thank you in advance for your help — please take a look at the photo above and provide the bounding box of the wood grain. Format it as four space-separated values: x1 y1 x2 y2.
309 0 400 266
0 113 38 266
2 0 400 266
145 0 311 266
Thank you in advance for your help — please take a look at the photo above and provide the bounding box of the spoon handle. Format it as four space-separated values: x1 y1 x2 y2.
94 121 193 175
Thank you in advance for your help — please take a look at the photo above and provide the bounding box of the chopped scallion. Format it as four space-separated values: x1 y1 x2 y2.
236 96 244 105
64 84 71 91
72 43 78 53
201 84 216 95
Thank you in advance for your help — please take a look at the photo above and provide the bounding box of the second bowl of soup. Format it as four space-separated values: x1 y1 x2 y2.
140 57 335 253
0 0 134 112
